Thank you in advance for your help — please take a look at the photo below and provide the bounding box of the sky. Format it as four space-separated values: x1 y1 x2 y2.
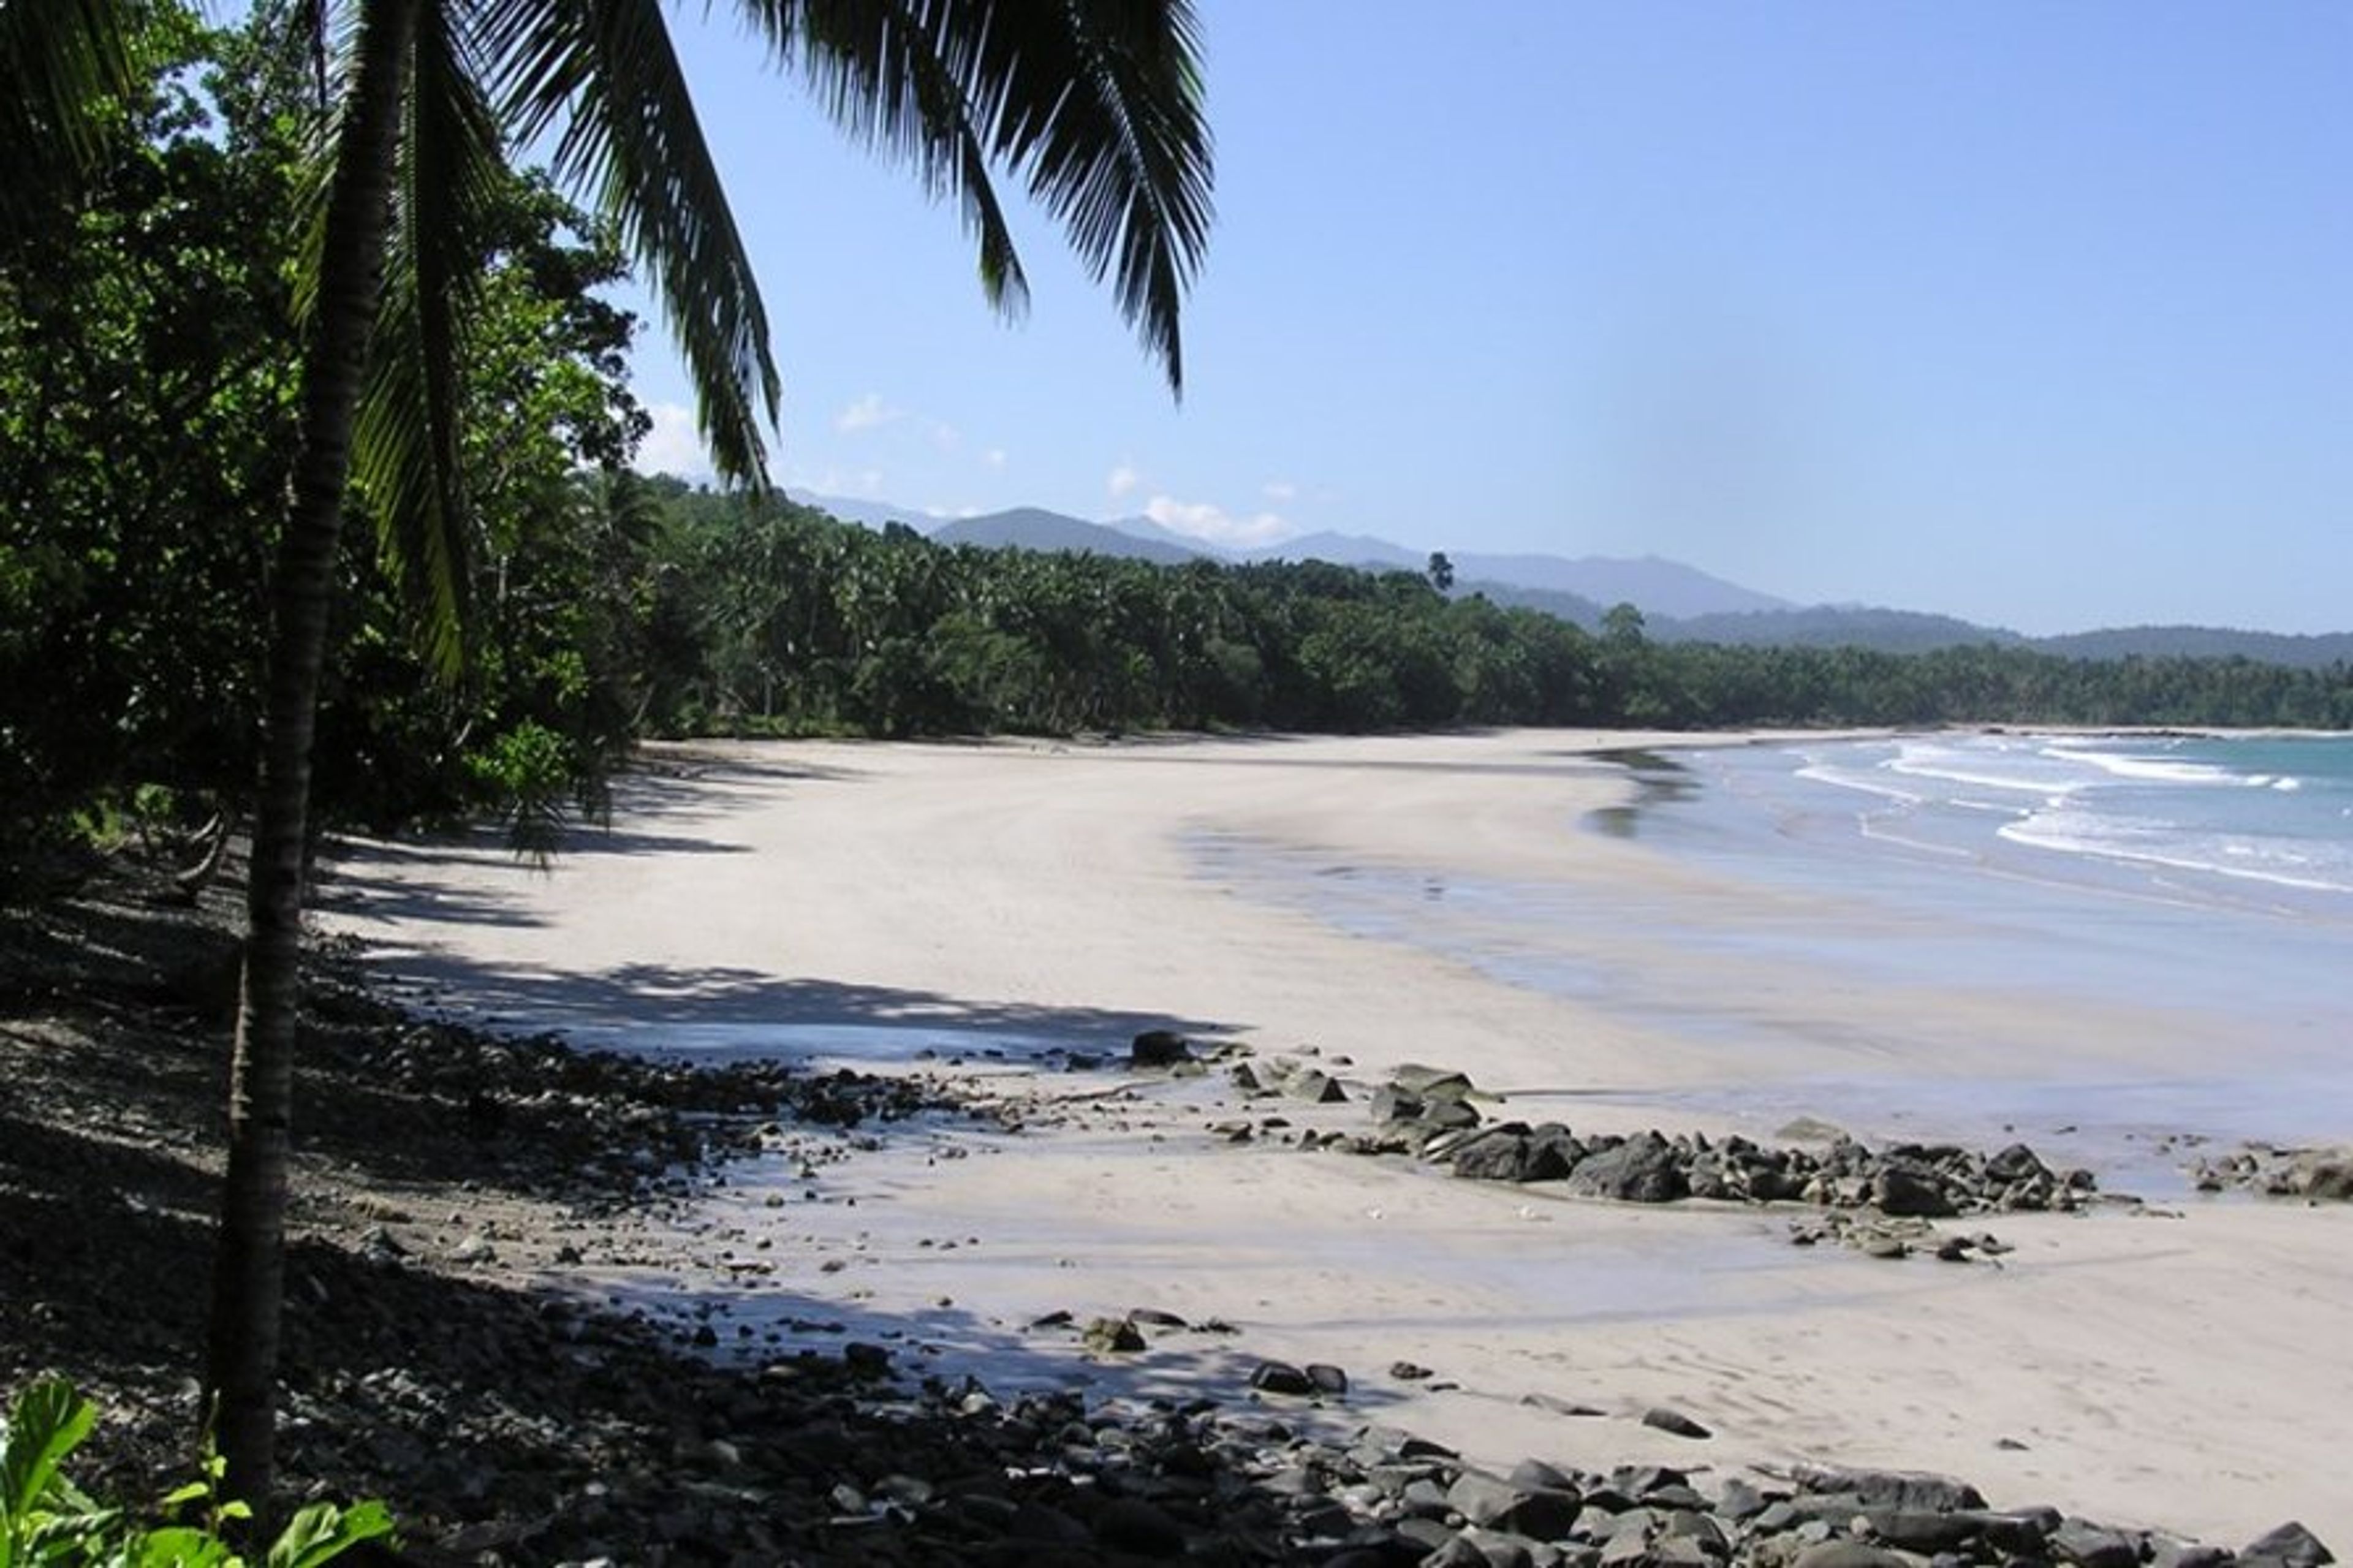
624 2 2353 637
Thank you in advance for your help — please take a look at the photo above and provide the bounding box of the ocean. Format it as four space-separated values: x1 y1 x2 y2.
1769 732 2353 908
1201 731 2353 1188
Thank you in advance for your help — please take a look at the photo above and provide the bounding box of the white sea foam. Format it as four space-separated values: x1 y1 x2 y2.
1998 809 2353 895
2042 745 2236 787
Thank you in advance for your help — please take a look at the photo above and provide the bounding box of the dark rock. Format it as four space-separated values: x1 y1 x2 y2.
2244 1522 2334 1568
1453 1130 1575 1184
1393 1064 1476 1099
1250 1361 1316 1396
1447 1468 1582 1540
1792 1546 1919 1568
1640 1407 1711 1440
1306 1362 1351 1395
2053 1519 2143 1568
1567 1133 1688 1203
1083 1316 1146 1354
1866 1508 1985 1552
1714 1478 1776 1520
1508 1458 1581 1495
1093 1496 1188 1558
1874 1161 1958 1218
841 1341 893 1378
1795 1467 1986 1513
1987 1142 2052 1183
1289 1068 1349 1104
1131 1029 1193 1067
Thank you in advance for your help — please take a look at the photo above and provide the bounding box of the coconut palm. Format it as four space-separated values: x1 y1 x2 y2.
9 0 1210 1504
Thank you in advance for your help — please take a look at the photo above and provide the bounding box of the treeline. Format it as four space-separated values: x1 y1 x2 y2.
620 485 2353 744
4 21 2347 876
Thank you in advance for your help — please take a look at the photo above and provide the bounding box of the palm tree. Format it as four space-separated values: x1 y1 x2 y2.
9 0 1210 1505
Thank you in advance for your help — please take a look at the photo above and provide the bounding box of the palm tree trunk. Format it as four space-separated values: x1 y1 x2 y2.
207 0 419 1508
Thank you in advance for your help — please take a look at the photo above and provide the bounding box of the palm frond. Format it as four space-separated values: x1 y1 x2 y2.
483 0 779 487
744 0 1213 396
349 0 512 678
739 0 1031 317
0 0 148 249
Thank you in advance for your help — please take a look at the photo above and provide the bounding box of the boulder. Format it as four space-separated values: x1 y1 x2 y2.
1288 1068 1349 1105
1640 1406 1711 1440
1447 1469 1582 1541
2244 1521 2335 1568
1871 1161 1957 1218
1393 1064 1476 1099
1131 1029 1192 1067
1567 1132 1688 1203
1250 1360 1316 1396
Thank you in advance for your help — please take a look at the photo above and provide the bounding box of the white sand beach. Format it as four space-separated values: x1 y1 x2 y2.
321 731 2353 1550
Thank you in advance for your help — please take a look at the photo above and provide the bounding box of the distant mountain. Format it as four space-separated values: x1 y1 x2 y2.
786 488 936 531
1244 531 1423 571
2036 626 2353 671
1107 513 1227 556
1458 581 1611 629
786 495 2348 665
1668 605 2027 653
931 507 1204 566
1457 553 1792 619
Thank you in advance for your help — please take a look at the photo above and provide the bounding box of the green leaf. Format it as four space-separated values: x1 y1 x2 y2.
1 1380 96 1522
264 1500 395 1568
123 1524 236 1567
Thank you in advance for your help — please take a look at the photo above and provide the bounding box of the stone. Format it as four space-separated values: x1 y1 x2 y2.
1566 1133 1688 1203
1508 1458 1582 1495
2052 1519 2143 1568
2244 1521 2335 1568
1985 1142 2051 1183
1251 1360 1316 1396
1447 1468 1582 1540
1640 1407 1711 1440
1791 1546 1917 1568
1093 1496 1188 1558
1873 1161 1957 1218
1453 1131 1574 1184
1083 1316 1146 1354
841 1341 893 1377
1289 1068 1350 1104
1131 1029 1193 1067
1393 1064 1477 1099
1306 1363 1351 1395
1792 1468 1985 1514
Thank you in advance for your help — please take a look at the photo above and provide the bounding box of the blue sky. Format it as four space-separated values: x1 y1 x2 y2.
626 2 2353 636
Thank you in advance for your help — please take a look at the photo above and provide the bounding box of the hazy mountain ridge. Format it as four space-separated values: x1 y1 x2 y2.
780 493 2348 665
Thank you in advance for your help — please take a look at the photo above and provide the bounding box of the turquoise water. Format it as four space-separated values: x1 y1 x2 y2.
1197 732 2353 1185
1776 732 2353 907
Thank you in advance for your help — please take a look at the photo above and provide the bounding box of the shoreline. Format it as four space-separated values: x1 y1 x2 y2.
309 728 2353 1551
7 749 2351 1559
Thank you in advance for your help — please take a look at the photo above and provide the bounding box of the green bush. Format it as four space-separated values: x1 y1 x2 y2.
1 1380 394 1567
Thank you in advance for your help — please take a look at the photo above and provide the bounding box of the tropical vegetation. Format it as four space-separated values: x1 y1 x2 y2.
6 0 1210 1510
7 0 2351 1526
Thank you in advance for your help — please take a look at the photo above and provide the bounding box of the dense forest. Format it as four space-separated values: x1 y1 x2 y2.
6 20 2350 879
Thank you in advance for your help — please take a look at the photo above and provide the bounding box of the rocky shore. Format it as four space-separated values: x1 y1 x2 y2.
1 866 2343 1565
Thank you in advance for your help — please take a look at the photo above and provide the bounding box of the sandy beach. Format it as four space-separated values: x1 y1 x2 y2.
320 730 2353 1551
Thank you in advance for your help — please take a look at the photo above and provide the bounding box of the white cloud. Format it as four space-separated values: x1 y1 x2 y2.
1262 479 1298 502
834 392 900 433
983 447 1008 470
1107 463 1143 499
1144 494 1292 548
634 401 716 483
